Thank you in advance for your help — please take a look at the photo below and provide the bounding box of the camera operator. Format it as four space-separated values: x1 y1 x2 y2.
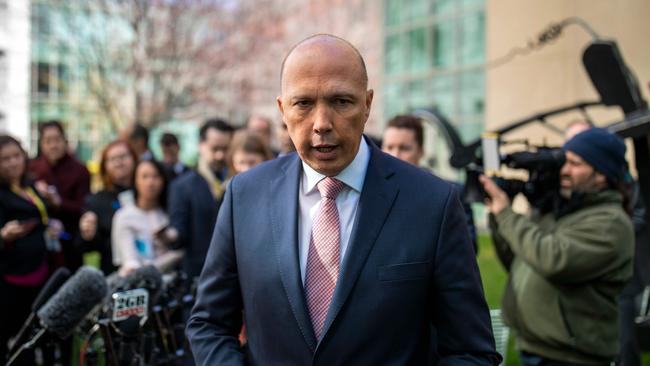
480 127 634 365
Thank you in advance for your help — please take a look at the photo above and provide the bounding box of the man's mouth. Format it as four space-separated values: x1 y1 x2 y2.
314 145 336 153
312 144 339 159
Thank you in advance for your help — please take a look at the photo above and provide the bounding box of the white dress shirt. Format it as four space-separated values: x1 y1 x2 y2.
298 137 370 284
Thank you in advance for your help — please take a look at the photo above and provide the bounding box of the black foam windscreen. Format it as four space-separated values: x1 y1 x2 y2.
112 265 164 304
31 267 71 312
37 266 108 339
583 40 647 115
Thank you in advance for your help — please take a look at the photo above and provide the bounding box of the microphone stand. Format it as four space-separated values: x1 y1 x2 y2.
152 306 173 359
7 313 37 356
161 301 179 354
98 319 119 366
6 328 46 366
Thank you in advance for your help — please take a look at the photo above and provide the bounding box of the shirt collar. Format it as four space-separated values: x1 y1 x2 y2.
302 136 370 194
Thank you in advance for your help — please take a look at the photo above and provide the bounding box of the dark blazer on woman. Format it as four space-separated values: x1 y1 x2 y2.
0 186 48 276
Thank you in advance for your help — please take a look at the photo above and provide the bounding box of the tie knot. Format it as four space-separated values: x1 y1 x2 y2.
317 177 345 199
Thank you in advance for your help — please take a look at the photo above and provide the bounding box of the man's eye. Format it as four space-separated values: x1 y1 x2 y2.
294 100 311 108
334 98 352 106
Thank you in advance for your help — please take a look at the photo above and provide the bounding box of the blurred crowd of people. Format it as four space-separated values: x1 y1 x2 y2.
0 115 290 362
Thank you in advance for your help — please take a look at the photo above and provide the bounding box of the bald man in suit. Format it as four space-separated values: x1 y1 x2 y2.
187 34 500 365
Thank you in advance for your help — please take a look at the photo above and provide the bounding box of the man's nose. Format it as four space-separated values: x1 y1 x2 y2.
312 104 333 134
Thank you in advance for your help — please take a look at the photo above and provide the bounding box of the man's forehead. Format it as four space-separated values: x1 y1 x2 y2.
384 127 417 142
283 77 362 96
566 150 588 164
205 129 231 141
281 62 367 99
249 118 270 128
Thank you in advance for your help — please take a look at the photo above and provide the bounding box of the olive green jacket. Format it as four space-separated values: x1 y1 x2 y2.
491 190 634 364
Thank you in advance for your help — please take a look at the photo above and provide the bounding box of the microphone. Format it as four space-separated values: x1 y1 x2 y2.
102 266 163 338
114 265 164 303
32 267 72 312
37 266 108 339
8 267 107 365
7 267 71 356
103 266 164 365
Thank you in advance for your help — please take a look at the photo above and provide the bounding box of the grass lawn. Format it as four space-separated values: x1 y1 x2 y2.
476 233 650 365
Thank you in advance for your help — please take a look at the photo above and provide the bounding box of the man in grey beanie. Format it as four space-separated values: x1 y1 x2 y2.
480 128 634 365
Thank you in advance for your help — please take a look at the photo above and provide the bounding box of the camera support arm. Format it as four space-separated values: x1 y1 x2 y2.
414 101 601 170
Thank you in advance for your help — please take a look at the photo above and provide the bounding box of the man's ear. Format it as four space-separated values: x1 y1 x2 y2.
594 171 608 188
276 96 285 117
365 89 374 119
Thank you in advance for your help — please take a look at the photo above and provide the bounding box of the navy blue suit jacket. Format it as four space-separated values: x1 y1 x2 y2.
168 170 222 278
187 142 500 365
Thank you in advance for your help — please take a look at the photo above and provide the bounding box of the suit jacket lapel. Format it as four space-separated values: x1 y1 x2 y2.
269 155 318 351
319 146 399 342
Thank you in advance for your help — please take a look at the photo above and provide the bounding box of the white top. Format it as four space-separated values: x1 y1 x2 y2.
298 137 370 284
111 204 183 274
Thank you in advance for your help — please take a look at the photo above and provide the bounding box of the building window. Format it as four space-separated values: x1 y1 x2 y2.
383 0 485 145
32 61 70 97
35 62 51 94
31 3 51 39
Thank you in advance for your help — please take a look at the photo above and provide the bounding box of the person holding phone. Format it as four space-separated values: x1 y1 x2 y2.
0 135 64 363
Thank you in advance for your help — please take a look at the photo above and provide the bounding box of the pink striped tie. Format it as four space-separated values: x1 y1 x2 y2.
305 177 345 339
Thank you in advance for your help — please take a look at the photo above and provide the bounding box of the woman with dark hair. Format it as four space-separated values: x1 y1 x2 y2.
0 135 62 362
28 120 90 271
78 140 137 275
111 159 182 277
